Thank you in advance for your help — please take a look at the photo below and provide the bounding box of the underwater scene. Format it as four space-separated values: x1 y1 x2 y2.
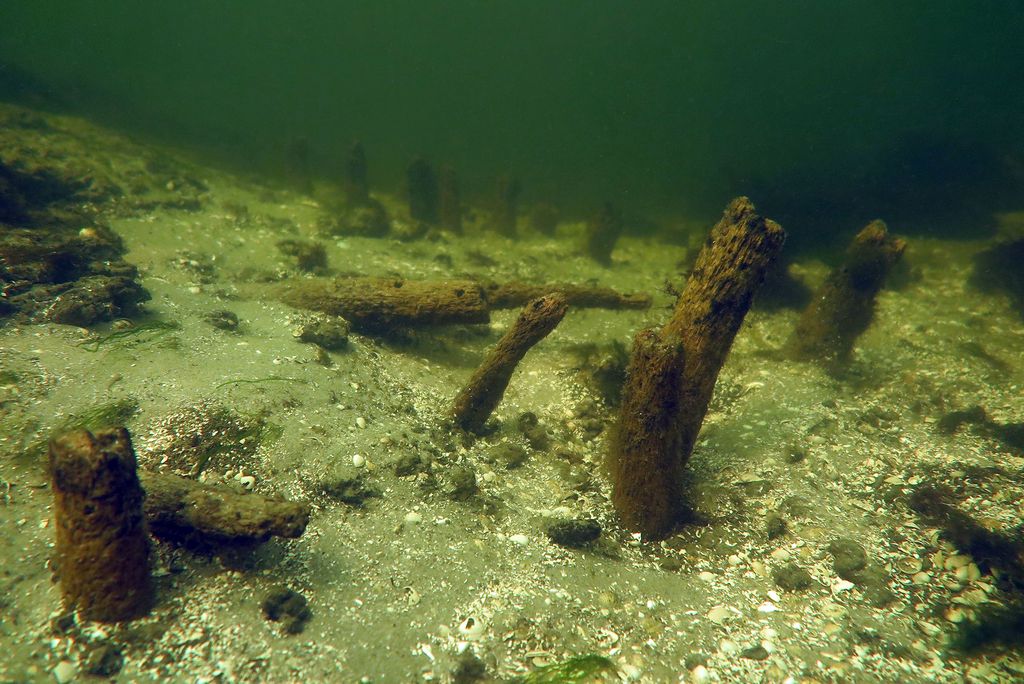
2 2 1024 682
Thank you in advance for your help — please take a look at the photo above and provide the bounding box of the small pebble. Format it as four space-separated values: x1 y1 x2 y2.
355 417 367 429
404 511 423 524
52 661 77 684
352 454 366 468
509 534 529 546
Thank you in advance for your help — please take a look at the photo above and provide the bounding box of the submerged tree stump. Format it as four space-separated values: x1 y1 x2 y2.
787 219 905 367
609 197 785 540
451 293 569 433
49 428 154 622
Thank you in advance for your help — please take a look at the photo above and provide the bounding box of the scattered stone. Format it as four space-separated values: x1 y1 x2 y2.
451 653 487 683
784 443 808 464
294 315 350 350
829 538 868 580
765 512 787 540
50 612 76 635
320 467 379 506
772 562 814 591
447 466 478 502
277 239 327 272
262 587 311 635
659 557 683 573
517 412 551 451
487 443 529 470
740 645 769 660
204 309 239 331
84 643 123 677
546 518 601 549
52 660 77 684
393 452 426 477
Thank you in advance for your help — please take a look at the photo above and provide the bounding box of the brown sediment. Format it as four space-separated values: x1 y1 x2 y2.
481 280 651 311
278 276 490 331
451 294 569 433
584 202 623 265
49 428 153 622
786 219 905 366
609 197 785 540
494 174 521 238
343 140 369 206
139 470 310 546
438 164 462 234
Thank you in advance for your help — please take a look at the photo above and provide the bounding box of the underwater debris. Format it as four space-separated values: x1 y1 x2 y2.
969 238 1024 318
609 197 785 540
49 428 154 622
583 202 623 266
786 219 906 366
494 174 522 238
438 164 463 234
481 280 650 311
406 156 439 224
293 314 350 349
276 238 328 272
546 518 601 549
262 587 312 635
140 469 310 546
335 200 392 238
451 293 569 433
203 308 240 332
1 224 150 325
278 276 490 332
343 139 369 206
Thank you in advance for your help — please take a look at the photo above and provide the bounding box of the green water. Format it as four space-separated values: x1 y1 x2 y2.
2 1 1022 246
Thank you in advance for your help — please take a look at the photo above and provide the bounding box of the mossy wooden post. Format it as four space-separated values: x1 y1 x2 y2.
786 220 905 367
406 157 439 224
584 202 623 266
49 428 153 621
452 294 569 433
610 197 785 540
344 140 369 206
438 164 462 234
495 174 521 238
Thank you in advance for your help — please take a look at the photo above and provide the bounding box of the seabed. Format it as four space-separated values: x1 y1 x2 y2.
2 102 1024 682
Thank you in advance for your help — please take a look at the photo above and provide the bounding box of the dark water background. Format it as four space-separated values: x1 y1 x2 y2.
2 1 1022 249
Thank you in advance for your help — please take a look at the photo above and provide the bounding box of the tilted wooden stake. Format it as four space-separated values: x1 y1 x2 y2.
786 219 905 367
452 294 569 433
609 197 785 540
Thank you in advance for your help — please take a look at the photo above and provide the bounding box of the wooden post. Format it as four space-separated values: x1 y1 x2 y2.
49 428 153 621
451 294 569 433
609 198 785 540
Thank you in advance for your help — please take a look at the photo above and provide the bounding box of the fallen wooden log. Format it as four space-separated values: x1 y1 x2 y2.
279 276 490 331
139 470 311 546
482 280 650 311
